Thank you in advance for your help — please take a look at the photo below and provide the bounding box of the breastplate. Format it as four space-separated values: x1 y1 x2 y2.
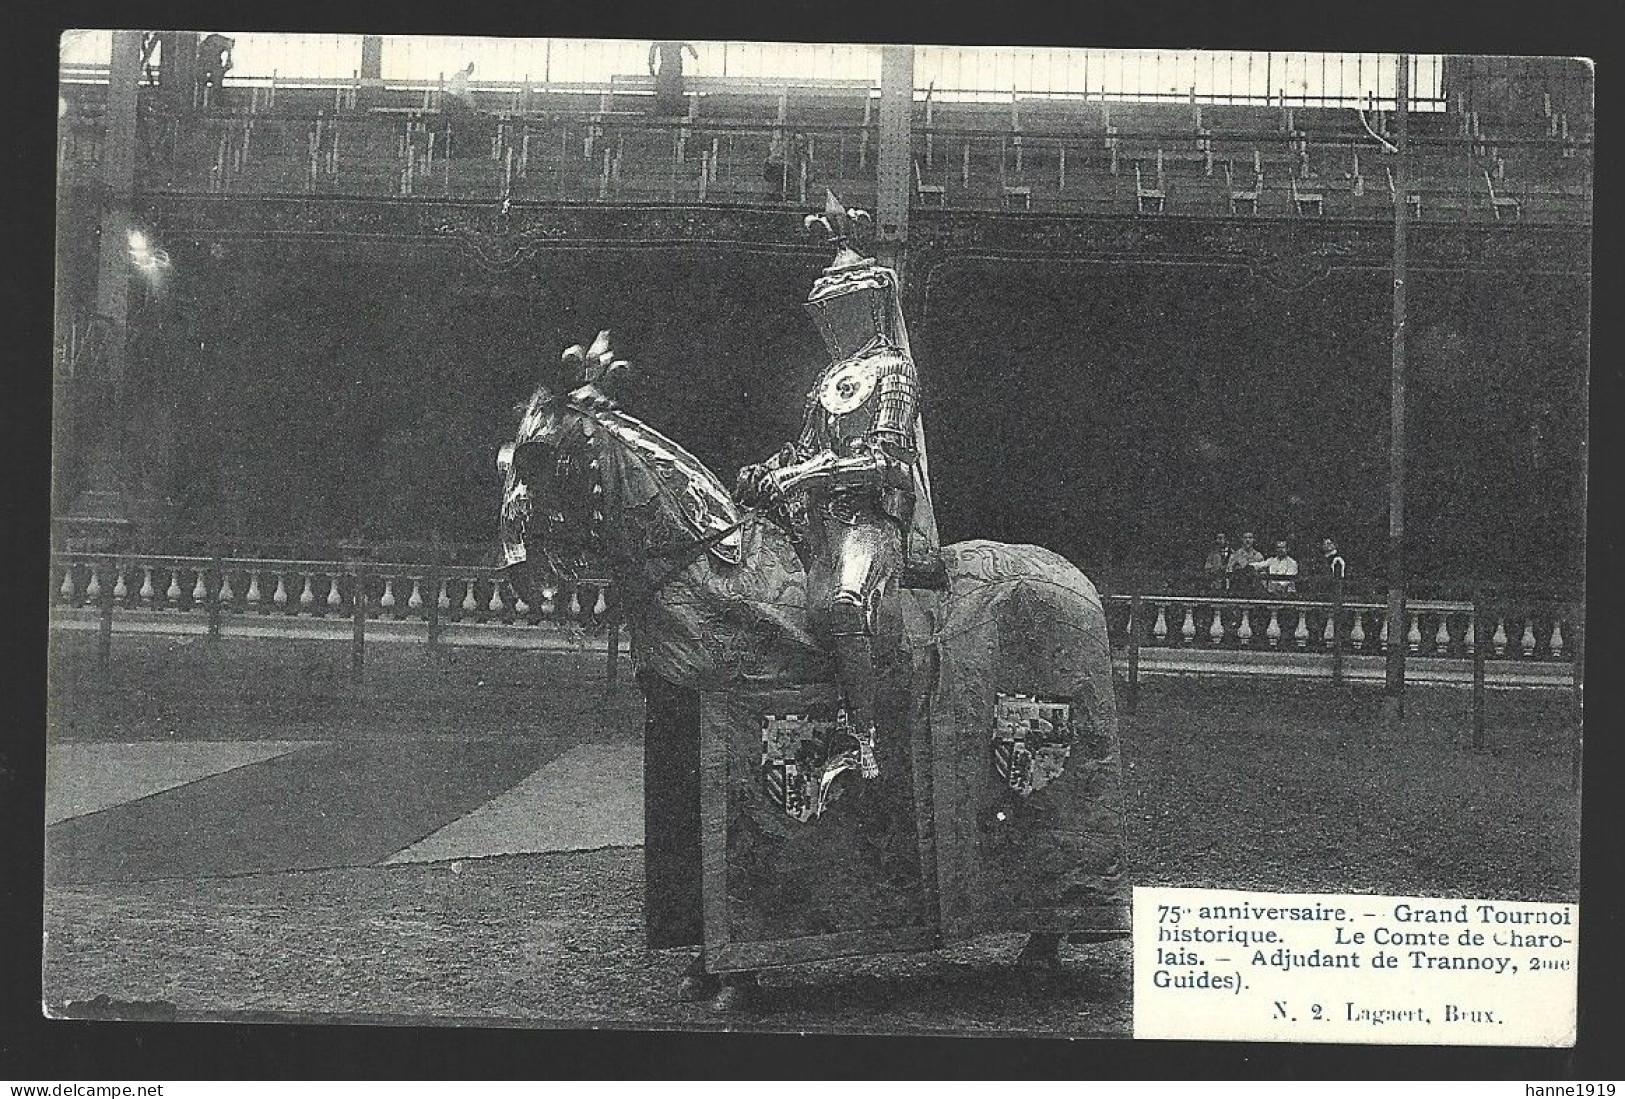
813 357 881 451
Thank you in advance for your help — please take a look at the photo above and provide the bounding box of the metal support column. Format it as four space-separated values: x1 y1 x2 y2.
874 46 942 562
875 45 914 250
1384 54 1411 715
64 30 143 532
156 31 201 115
359 35 384 108
1126 593 1142 714
361 36 384 84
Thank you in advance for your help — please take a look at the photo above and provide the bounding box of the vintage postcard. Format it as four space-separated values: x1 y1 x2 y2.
46 32 1588 1045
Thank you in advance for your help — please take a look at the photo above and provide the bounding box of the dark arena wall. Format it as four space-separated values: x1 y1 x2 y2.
148 247 825 550
133 243 1587 590
139 239 1587 593
917 261 1588 590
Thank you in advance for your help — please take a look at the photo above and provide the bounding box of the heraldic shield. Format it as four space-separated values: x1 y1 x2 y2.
759 712 864 824
991 693 1076 797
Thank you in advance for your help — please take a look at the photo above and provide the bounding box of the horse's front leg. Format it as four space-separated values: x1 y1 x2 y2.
709 969 760 1012
675 952 759 1011
1016 929 1132 968
1015 932 1064 968
675 951 719 1002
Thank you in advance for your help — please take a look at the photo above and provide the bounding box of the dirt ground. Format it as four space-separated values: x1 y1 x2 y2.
42 637 1580 1036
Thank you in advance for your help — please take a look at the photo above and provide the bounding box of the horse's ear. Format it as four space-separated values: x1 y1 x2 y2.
516 382 562 443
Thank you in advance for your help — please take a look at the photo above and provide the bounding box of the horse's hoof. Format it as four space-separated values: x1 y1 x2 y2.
1015 934 1064 968
708 976 760 1013
676 972 721 1003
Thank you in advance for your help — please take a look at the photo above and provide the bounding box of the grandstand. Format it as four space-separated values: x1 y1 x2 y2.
56 36 1590 218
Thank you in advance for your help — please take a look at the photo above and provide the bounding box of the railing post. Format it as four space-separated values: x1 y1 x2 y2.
351 562 366 682
1471 587 1486 751
605 598 620 690
1126 592 1142 715
97 558 114 669
1384 53 1411 721
1569 602 1583 792
1330 575 1344 686
427 531 442 651
207 552 223 640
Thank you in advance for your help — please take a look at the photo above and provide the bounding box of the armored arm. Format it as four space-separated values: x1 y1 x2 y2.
766 446 886 497
869 362 920 464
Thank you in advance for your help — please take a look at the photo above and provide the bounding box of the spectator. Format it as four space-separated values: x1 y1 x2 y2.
141 32 160 87
446 62 477 113
1203 533 1232 591
1254 539 1300 595
764 128 787 200
649 41 698 117
1321 538 1347 586
440 62 479 157
1227 531 1264 589
197 33 234 107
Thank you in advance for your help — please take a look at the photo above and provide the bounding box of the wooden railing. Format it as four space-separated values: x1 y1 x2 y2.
54 96 1592 221
910 124 1591 220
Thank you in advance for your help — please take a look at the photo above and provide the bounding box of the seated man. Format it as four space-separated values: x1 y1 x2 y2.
1321 538 1347 585
196 33 234 107
735 194 933 783
1227 530 1264 591
1253 539 1300 595
446 62 477 113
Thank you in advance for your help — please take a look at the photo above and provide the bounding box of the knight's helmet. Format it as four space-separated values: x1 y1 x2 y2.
802 192 902 362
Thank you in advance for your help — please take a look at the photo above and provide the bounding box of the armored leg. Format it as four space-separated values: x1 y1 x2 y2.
830 612 882 780
809 516 901 781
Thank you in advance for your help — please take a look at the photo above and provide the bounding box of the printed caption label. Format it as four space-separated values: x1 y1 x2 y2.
1132 886 1577 1045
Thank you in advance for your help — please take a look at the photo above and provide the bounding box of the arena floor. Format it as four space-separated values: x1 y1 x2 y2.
41 634 1579 1035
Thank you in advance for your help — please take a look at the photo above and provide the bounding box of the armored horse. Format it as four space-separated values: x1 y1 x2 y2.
496 285 1126 1014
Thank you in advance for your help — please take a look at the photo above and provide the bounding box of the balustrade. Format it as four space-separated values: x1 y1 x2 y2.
51 551 1574 682
50 552 616 641
1100 590 1575 663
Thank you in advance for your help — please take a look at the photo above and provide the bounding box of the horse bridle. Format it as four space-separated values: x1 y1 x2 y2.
516 402 749 615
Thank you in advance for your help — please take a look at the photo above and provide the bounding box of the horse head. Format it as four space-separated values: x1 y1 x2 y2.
497 332 742 605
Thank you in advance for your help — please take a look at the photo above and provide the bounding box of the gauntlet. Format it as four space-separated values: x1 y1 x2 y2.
734 444 801 507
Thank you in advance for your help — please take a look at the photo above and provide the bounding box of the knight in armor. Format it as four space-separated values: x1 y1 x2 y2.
735 194 935 783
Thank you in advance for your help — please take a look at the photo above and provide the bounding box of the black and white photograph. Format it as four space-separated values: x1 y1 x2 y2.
41 29 1590 1047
